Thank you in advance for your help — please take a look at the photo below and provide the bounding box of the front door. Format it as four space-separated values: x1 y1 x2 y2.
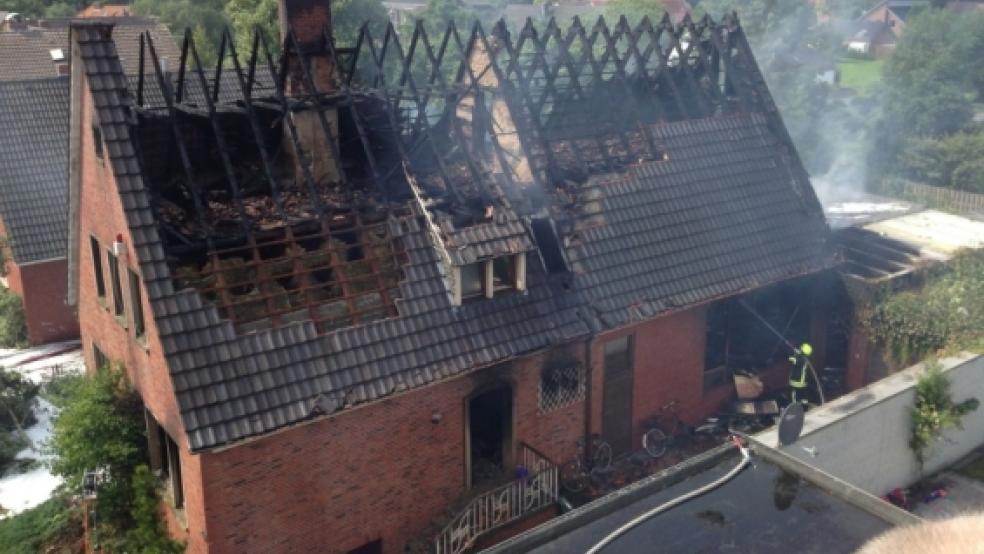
602 336 634 454
468 386 513 487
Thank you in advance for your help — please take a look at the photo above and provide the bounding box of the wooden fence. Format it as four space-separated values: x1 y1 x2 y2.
874 179 984 214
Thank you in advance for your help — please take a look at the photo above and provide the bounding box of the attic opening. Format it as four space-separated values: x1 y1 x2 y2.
133 86 411 335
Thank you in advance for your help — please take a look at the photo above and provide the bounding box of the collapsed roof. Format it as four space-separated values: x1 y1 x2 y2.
71 13 833 450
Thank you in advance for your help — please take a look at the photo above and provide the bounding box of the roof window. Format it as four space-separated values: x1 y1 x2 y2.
454 253 526 304
49 48 65 62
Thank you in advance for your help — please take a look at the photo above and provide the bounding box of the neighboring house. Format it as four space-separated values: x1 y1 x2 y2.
847 0 929 57
0 16 180 80
0 16 178 344
77 3 133 18
67 1 834 552
0 78 77 344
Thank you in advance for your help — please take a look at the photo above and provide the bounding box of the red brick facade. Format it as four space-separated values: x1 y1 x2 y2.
72 14 823 554
75 71 203 546
3 253 79 345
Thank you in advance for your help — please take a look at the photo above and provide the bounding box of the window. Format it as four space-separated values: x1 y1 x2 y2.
147 412 184 509
92 124 103 160
603 336 632 376
460 262 484 299
107 251 124 319
92 341 109 370
539 364 586 413
128 269 146 340
90 236 106 300
456 254 526 304
492 256 516 292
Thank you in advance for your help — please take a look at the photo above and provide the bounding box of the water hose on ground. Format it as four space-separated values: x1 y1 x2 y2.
584 437 753 554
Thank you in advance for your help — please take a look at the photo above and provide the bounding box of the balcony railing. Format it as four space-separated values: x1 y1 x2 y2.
435 443 558 554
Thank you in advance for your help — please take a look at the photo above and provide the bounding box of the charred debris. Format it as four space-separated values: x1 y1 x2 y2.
129 13 770 335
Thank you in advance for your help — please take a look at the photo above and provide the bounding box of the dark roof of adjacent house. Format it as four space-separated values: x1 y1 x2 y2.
0 16 179 81
0 17 179 265
72 16 834 452
0 77 70 263
860 0 930 22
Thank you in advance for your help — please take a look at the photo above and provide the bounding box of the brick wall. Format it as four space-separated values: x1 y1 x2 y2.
14 259 79 344
0 214 78 345
197 347 587 554
75 71 207 548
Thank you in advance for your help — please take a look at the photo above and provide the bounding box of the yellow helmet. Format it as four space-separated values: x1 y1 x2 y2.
800 343 813 356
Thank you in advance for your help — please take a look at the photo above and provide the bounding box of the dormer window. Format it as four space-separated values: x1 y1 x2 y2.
455 253 526 304
459 262 485 299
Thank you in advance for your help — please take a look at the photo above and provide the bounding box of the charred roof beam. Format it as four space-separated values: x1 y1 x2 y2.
223 28 293 228
143 31 217 252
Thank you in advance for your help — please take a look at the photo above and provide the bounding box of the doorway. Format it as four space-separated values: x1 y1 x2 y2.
468 385 513 487
602 336 634 454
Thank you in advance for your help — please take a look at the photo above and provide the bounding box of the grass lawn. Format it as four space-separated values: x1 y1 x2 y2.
838 58 884 95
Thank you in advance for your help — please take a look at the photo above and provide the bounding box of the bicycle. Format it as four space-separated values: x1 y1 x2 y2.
560 434 613 493
642 400 690 458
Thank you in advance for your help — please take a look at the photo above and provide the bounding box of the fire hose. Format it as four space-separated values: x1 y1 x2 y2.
584 437 753 554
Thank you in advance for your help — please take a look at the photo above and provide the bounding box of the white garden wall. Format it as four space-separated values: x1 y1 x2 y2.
754 353 984 496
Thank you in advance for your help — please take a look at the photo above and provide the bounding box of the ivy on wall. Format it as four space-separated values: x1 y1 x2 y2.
864 250 984 366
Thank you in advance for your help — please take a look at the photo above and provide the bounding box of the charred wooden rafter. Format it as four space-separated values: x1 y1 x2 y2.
130 13 770 334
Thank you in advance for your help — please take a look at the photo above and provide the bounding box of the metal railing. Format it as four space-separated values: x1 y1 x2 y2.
435 443 559 554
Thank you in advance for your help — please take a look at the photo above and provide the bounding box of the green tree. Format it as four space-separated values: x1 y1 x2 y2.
333 0 389 46
410 0 479 34
43 2 77 17
131 0 229 66
226 0 280 61
899 131 984 193
605 0 665 25
48 367 145 527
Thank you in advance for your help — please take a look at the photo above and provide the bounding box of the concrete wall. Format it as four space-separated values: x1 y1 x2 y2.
755 353 984 496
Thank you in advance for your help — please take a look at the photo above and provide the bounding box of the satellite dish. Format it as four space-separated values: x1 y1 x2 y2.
777 402 805 446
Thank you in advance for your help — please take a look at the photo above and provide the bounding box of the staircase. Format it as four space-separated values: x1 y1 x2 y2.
434 443 559 554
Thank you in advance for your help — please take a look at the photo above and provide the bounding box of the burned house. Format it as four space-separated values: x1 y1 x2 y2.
0 16 177 344
68 1 833 552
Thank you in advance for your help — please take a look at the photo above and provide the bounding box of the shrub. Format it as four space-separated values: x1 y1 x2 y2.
122 465 185 554
0 288 27 348
865 250 984 365
48 366 145 531
40 373 86 409
910 361 979 468
0 494 80 554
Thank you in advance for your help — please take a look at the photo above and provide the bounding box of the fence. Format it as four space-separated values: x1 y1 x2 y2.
874 179 984 214
435 443 559 554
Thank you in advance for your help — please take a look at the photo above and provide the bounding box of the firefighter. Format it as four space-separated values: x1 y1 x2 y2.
788 343 813 404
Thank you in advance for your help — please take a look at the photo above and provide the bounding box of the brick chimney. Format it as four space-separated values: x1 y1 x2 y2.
279 0 335 95
278 0 339 186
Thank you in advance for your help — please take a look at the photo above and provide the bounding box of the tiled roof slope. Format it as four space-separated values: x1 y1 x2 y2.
0 17 179 81
566 114 831 330
75 22 834 452
0 77 70 262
